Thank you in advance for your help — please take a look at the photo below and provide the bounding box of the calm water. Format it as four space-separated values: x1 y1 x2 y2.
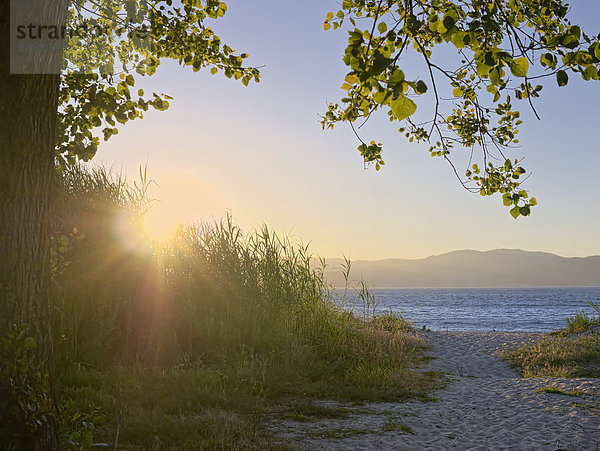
342 287 600 332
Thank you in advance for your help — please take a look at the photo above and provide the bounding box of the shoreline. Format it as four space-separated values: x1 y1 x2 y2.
416 328 556 335
333 285 600 290
337 287 600 333
270 330 600 450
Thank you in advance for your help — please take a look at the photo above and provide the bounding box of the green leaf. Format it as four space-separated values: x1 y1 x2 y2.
415 80 427 94
377 22 387 34
510 57 529 77
371 51 390 75
389 96 417 121
345 74 360 84
583 65 599 81
452 31 467 49
428 15 442 33
476 61 491 76
484 52 496 67
557 70 568 87
489 67 501 85
373 91 389 104
540 53 555 68
509 206 520 219
562 33 579 49
452 87 463 97
519 205 531 216
442 12 457 30
388 69 405 84
154 99 169 111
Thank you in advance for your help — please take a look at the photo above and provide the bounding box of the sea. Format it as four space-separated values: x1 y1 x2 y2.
340 287 600 332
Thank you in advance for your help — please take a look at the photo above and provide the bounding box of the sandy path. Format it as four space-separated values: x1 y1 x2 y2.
269 331 600 450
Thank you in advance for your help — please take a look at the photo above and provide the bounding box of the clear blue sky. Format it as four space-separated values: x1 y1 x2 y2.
95 0 600 260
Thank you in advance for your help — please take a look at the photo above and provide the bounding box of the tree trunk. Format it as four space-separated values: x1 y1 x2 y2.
0 0 67 448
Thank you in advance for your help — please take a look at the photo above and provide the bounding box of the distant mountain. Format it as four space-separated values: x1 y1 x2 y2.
323 249 600 288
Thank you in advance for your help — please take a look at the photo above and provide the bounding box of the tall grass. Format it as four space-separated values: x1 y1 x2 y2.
50 164 435 448
51 165 154 365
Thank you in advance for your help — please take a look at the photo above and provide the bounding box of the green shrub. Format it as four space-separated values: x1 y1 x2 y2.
566 301 600 334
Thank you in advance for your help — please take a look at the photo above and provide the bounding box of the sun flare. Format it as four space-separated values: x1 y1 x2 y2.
142 207 182 242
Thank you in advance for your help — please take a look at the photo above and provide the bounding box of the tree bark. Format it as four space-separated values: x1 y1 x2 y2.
0 0 67 448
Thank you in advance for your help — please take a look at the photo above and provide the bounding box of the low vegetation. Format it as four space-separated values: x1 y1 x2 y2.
538 386 583 396
565 302 600 334
282 401 351 422
506 303 600 378
51 165 436 449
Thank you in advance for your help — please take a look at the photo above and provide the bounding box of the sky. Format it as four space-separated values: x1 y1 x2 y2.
94 0 600 260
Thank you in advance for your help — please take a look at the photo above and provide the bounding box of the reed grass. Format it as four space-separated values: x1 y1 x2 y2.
51 164 435 449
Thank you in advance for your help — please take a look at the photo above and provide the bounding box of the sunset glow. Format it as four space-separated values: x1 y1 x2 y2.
95 0 600 261
113 211 149 254
142 206 182 242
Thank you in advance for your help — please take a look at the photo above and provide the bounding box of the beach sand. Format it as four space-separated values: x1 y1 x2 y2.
269 331 600 450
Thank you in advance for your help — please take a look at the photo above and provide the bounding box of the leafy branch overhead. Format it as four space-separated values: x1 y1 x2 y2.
56 0 260 164
322 0 600 218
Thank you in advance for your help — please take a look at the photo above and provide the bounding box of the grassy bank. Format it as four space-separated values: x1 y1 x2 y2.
506 303 600 378
51 165 436 449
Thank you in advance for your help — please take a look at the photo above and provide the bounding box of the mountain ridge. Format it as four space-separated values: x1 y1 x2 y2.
323 249 600 288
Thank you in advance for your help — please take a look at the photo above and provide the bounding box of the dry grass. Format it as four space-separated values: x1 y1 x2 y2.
506 334 600 377
506 304 600 378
